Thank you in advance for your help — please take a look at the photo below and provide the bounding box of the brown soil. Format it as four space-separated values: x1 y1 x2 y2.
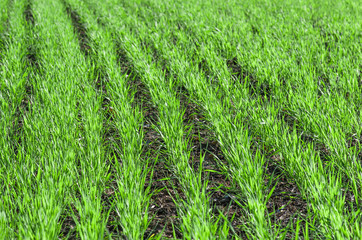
62 1 90 55
227 56 272 101
131 75 181 239
24 1 34 25
265 154 309 238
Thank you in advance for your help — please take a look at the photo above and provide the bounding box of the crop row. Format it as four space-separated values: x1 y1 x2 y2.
0 0 361 239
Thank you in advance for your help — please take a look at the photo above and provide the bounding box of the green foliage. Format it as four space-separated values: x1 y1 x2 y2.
0 0 361 239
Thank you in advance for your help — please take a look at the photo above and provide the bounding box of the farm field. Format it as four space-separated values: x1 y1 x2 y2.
0 0 361 239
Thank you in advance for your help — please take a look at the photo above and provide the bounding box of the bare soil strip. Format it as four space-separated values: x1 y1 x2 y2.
24 1 34 25
114 42 181 239
62 1 90 55
226 57 272 101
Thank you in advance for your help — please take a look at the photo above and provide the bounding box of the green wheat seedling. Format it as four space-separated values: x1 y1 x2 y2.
83 0 225 238
147 24 274 240
0 0 10 36
130 0 362 238
0 0 28 238
0 0 360 239
113 2 274 238
65 0 152 238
